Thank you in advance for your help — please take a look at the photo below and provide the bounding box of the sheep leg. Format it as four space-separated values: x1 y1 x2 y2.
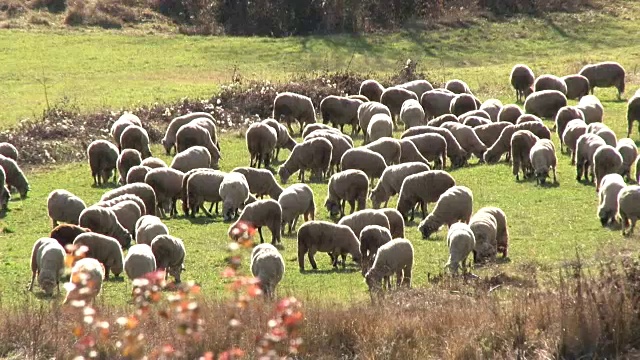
349 200 356 214
298 248 306 271
341 253 347 269
630 218 637 236
552 167 557 184
420 201 426 218
199 205 212 217
292 216 299 233
384 276 391 291
308 251 318 270
28 271 36 291
403 266 412 288
340 199 346 217
104 267 110 280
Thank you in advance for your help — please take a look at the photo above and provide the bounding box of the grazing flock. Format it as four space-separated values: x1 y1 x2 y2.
7 60 640 301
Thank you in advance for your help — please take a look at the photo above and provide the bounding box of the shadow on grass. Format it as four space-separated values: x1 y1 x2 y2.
299 267 360 275
90 182 119 189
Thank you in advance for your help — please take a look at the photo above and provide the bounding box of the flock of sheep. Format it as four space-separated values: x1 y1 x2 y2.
10 59 640 301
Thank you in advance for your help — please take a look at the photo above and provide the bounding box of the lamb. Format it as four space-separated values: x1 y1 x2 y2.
524 90 567 119
73 232 125 279
246 122 277 168
449 94 478 116
420 89 456 119
364 238 413 295
474 122 512 148
63 258 104 304
340 148 387 183
278 137 332 183
511 130 539 181
445 222 475 275
141 157 167 169
0 155 29 198
124 244 157 280
116 149 142 185
150 235 186 283
578 61 626 99
379 208 405 238
534 74 568 95
403 133 447 169
497 104 524 124
577 95 605 124
47 189 86 227
554 106 585 151
400 99 426 129
396 170 456 221
462 116 491 128
516 114 543 124
176 123 221 163
399 139 430 164
398 80 434 99
110 113 142 150
273 92 317 136
161 112 215 155
576 133 606 183
170 146 212 173
480 99 503 122
359 79 385 103
0 142 18 161
593 145 623 191
297 221 361 270
232 167 283 200
100 183 157 217
618 185 640 235
529 139 558 185
510 64 535 102
562 120 588 165
445 79 471 94
262 118 297 160
250 244 285 299
338 209 390 244
120 125 152 159
597 174 626 227
49 224 90 249
144 167 185 218
380 87 419 125
418 185 473 239
562 74 590 100
370 162 431 209
126 165 152 184
616 138 638 181
28 238 65 295
366 113 393 144
358 225 392 274
78 206 132 249
320 95 364 134
469 211 498 263
184 169 226 217
427 114 459 127
401 126 469 167
325 169 369 218
228 199 282 245
135 215 169 245
358 102 392 143
279 183 315 235
305 130 353 174
441 122 487 160
363 138 402 166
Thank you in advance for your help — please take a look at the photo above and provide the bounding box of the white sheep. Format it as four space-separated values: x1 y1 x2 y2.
524 90 567 119
47 189 86 228
126 165 152 184
176 123 221 162
469 211 498 263
562 119 588 165
380 87 419 125
398 79 433 99
320 95 364 135
141 157 168 169
579 61 625 99
124 244 157 280
418 185 473 239
359 225 392 276
0 167 8 212
449 93 478 116
73 232 125 279
116 148 142 185
445 222 475 275
396 169 456 221
170 146 212 173
370 162 431 209
576 133 606 184
497 104 524 124
110 113 142 149
63 258 104 304
246 122 278 168
101 183 157 217
363 137 402 166
305 130 353 175
359 79 385 102
511 130 539 181
534 74 568 95
554 106 585 151
441 122 487 160
120 125 152 159
404 133 448 169
29 238 65 295
420 89 456 119
232 167 283 200
250 243 285 300
0 155 29 198
597 174 626 227
358 102 392 143
400 99 426 129
366 113 393 144
150 235 186 283
145 167 185 218
135 215 169 245
325 169 369 218
262 118 297 160
279 183 315 235
184 169 226 217
399 139 430 165
364 238 413 296
379 208 405 239
297 221 361 271
338 209 390 244
278 137 333 184
228 199 282 245
480 99 503 122
529 139 558 185
273 92 317 136
593 145 623 192
340 147 387 184
0 142 19 161
219 172 250 221
627 89 640 137
618 184 640 235
577 94 605 125
510 64 535 103
616 138 638 181
161 112 215 155
562 74 591 100
78 206 132 249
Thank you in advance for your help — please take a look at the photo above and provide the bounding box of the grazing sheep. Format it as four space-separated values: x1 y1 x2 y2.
524 90 567 119
250 244 285 300
370 162 430 209
359 79 385 103
445 79 471 94
401 126 469 168
627 89 640 137
534 74 567 95
191 117 220 151
469 211 498 263
101 183 157 217
420 89 456 119
510 64 535 103
232 167 283 200
516 114 543 124
176 123 221 164
135 215 169 245
441 122 487 160
480 99 503 122
297 221 361 270
563 120 589 165
124 244 157 280
0 180 8 212
483 122 550 164
459 110 492 122
185 169 226 217
306 130 353 175
555 106 585 151
593 145 623 191
449 94 478 117
616 138 638 181
476 207 509 258
144 167 184 218
279 183 315 235
562 74 590 100
366 113 393 144
529 139 558 185
29 238 65 295
576 133 606 183
141 157 167 169
404 133 447 169
120 125 152 159
399 139 430 165
578 95 605 124
228 199 282 245
117 149 142 185
78 206 132 249
427 114 459 127
338 209 390 244
102 200 142 239
511 130 539 181
579 61 625 99
593 126 617 147
97 194 146 217
340 148 387 183
0 142 18 161
63 258 104 304
618 185 640 235
398 80 434 99
150 235 186 283
380 208 405 238
474 122 512 148
46 189 86 228
325 169 369 218
597 174 626 227
380 87 419 125
161 112 215 155
320 95 363 134
170 146 212 173
365 238 413 296
273 92 317 136
278 137 332 184
219 172 250 221
462 116 491 128
400 99 426 129
302 123 336 138
359 225 392 274
363 138 402 166
396 170 456 222
73 232 124 279
358 102 392 143
49 224 90 249
0 155 29 198
445 223 475 275
126 165 152 184
418 185 473 239
245 122 277 169
110 113 142 149
262 118 296 161
497 104 524 124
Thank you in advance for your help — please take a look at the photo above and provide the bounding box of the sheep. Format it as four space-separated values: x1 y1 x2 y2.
366 113 393 144
469 211 498 263
483 122 551 164
144 167 184 218
359 79 385 103
228 199 282 245
364 238 413 296
449 93 478 116
116 149 142 185
562 74 590 100
380 87 419 125
594 126 617 147
597 174 626 227
110 113 142 149
445 223 475 275
474 122 512 149
396 170 456 222
338 209 390 245
302 123 336 138
246 122 277 169
427 114 459 127
0 181 8 212
475 207 509 258
363 138 402 166
78 206 132 249
401 126 469 168
250 243 285 299
358 225 392 275
445 79 471 94
50 224 90 250
305 130 353 175
497 104 524 124
380 208 405 238
516 114 543 124
141 157 167 169
273 92 317 136
616 138 638 182
400 99 426 129
126 165 152 184
555 106 585 151
511 130 539 181
170 146 212 173
324 169 369 218
340 148 387 183
462 116 492 128
63 258 104 304
191 117 220 151
176 123 221 163
399 139 430 165
150 235 186 283
441 122 487 160
262 118 297 161
593 145 623 191
420 89 456 119
459 110 490 122
510 64 535 103
358 102 392 143
101 183 157 217
529 139 558 185
278 137 332 184
0 142 18 161
184 169 226 217
101 200 142 239
480 99 503 122
124 244 157 280
47 189 86 227
418 185 473 239
576 133 606 183
398 80 434 99
217 171 251 221
370 162 431 209
625 88 640 137
161 112 215 155
0 155 28 198
577 95 605 124
534 74 567 95
232 167 283 200
320 95 364 134
73 232 124 279
279 183 315 235
578 61 625 99
618 185 640 235
524 90 567 119
297 221 361 270
135 215 169 246
403 133 447 169
97 194 147 217
28 238 65 295
563 120 588 165
120 125 152 159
